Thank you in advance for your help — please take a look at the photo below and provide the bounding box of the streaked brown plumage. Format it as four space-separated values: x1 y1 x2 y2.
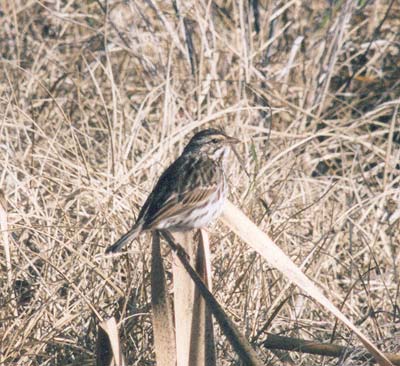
105 128 239 254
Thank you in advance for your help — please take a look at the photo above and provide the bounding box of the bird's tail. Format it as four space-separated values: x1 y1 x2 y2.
105 223 142 254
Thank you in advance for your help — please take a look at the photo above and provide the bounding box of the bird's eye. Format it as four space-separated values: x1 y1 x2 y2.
211 138 219 144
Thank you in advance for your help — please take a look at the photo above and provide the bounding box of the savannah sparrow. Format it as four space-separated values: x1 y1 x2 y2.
105 128 239 254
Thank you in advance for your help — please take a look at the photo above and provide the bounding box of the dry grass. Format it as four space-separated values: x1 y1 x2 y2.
1 0 399 365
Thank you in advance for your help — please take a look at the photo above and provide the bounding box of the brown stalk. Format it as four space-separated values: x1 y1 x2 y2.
263 333 400 365
160 230 264 366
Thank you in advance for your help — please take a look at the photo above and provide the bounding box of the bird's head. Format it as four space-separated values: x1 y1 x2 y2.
183 128 240 162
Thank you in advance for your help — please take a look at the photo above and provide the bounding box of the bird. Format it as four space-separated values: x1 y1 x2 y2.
105 128 239 254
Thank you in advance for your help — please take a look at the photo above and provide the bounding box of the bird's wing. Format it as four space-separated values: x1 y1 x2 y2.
142 155 222 229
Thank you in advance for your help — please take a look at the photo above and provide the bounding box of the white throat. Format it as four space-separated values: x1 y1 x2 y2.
210 146 230 168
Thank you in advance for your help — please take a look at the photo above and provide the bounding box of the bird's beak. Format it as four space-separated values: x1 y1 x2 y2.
225 135 240 145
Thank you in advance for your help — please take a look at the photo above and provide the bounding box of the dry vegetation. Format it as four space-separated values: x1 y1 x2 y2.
1 0 399 365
